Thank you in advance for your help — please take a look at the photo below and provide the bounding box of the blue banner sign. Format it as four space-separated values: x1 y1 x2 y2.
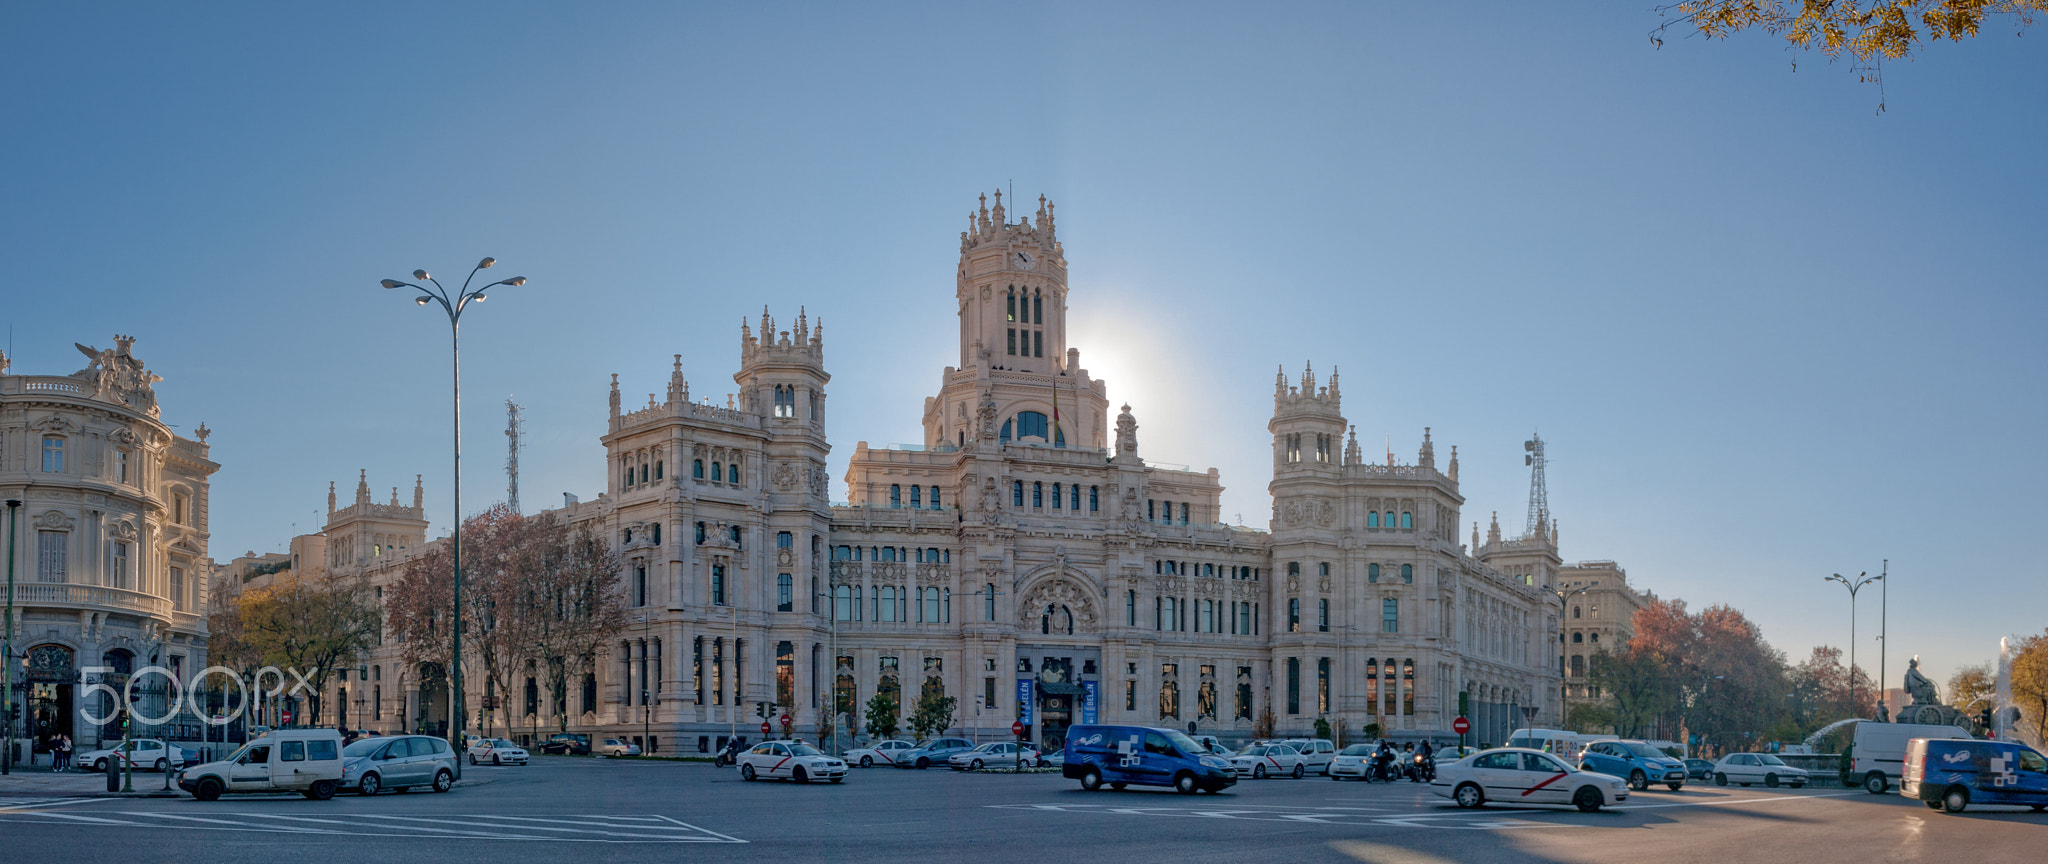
1017 679 1035 727
1081 680 1098 725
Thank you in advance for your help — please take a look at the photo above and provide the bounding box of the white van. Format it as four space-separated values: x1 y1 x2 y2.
177 728 346 801
1847 721 1974 794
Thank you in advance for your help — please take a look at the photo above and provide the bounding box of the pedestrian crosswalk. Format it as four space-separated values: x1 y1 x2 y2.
0 809 745 843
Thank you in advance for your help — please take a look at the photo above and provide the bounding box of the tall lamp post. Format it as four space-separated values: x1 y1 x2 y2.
1824 571 1881 719
1877 560 1888 721
1545 583 1591 728
4 498 20 776
379 259 528 755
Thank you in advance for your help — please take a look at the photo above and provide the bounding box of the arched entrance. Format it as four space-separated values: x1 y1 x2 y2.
415 663 449 737
26 645 78 757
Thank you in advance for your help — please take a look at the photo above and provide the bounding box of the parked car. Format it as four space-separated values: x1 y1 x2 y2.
1580 739 1688 791
466 737 530 766
176 728 347 801
1847 720 1973 794
1431 747 1629 812
76 738 196 773
1063 724 1238 794
1191 735 1236 758
737 740 847 783
1281 738 1337 775
539 733 590 755
894 737 978 769
1902 736 2048 813
596 738 641 757
1712 753 1808 788
845 739 916 768
1329 743 1377 781
949 741 1040 770
338 734 461 796
1039 747 1066 768
1231 742 1311 779
1684 758 1716 781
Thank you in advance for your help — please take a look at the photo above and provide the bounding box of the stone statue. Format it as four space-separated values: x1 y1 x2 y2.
1904 656 1939 706
1115 404 1139 458
1894 655 1967 727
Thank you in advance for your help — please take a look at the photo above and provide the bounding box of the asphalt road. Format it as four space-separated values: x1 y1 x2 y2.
4 757 2043 864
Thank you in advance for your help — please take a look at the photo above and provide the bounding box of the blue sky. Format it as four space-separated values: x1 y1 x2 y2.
4 2 2042 688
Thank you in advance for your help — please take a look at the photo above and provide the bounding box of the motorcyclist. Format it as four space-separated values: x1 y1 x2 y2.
1373 740 1396 783
1416 740 1436 782
716 737 744 767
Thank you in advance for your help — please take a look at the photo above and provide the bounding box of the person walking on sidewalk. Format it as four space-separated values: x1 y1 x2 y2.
54 734 73 771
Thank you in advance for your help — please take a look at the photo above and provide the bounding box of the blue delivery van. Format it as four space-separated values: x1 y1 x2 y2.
1901 737 2048 813
1062 725 1237 794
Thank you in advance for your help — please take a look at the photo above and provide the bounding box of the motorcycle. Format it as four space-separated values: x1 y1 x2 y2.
1411 752 1435 782
714 742 742 767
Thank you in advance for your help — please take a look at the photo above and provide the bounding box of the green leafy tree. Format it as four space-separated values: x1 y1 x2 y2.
864 691 900 741
1312 716 1332 740
909 692 958 741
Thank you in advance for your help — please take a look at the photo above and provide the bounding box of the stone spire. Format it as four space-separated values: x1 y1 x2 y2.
356 469 371 506
414 475 424 510
328 481 337 514
1472 522 1480 554
1275 365 1289 401
1487 511 1502 546
609 373 621 419
1448 445 1460 482
668 355 689 404
390 487 400 507
1344 425 1361 466
1327 367 1340 405
1419 427 1435 469
1301 361 1316 396
991 188 1006 225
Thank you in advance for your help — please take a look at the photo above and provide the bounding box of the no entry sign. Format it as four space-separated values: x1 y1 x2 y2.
1012 720 1025 737
1452 716 1471 735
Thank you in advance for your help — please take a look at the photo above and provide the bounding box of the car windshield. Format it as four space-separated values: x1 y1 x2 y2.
1340 744 1376 755
1163 730 1205 755
788 744 824 756
342 739 383 757
1756 754 1786 766
1625 742 1666 758
1239 746 1265 756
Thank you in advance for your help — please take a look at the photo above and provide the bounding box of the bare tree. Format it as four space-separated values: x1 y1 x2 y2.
231 569 381 725
509 514 626 736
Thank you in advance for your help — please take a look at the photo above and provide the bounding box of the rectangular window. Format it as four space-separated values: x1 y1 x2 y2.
1383 598 1399 633
1318 598 1329 632
1125 680 1137 711
1317 657 1331 714
1179 502 1189 525
777 574 793 612
1126 590 1136 626
1007 328 1017 355
1288 598 1300 632
37 531 66 583
1285 657 1300 715
1404 659 1416 716
41 437 65 472
776 641 795 707
281 741 305 762
1089 486 1098 511
777 531 792 549
984 676 997 710
1033 330 1043 357
712 565 727 605
109 542 130 590
1367 659 1379 714
1050 482 1060 509
170 566 186 611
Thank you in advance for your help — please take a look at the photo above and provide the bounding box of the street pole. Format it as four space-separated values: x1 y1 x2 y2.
1878 559 1888 721
1548 584 1589 728
4 499 20 776
1825 572 1879 719
381 261 527 757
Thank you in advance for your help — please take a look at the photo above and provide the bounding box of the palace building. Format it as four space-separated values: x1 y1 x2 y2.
291 192 1603 753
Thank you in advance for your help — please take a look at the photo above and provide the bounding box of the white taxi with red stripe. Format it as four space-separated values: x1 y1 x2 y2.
738 740 848 783
844 739 916 768
1431 747 1628 812
1229 742 1313 779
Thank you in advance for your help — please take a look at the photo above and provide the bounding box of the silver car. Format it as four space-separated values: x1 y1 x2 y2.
948 741 1040 771
340 734 459 795
894 737 978 769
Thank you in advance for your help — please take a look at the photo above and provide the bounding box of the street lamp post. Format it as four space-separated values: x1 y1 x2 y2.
4 498 20 776
1824 571 1881 720
380 259 528 756
1545 583 1591 728
1877 560 1888 721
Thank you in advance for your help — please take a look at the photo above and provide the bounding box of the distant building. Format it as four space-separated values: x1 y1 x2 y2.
1 338 218 751
1551 560 1651 707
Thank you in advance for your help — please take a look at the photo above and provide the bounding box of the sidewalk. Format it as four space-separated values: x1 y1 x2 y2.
0 764 182 798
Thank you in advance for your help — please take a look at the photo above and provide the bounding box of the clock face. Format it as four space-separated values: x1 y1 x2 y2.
1014 250 1036 271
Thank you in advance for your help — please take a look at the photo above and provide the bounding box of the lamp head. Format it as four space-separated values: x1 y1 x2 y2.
380 279 401 289
415 296 431 306
478 257 496 269
413 269 430 280
472 293 486 302
505 276 527 287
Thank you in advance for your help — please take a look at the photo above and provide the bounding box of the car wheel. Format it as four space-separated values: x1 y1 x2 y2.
1292 763 1305 779
829 777 843 783
1790 782 1805 789
1942 785 1969 814
493 755 503 767
95 758 109 773
1925 800 1944 810
394 786 410 794
468 755 477 765
1331 773 1342 781
1628 770 1647 791
1175 772 1199 795
742 764 757 781
154 758 168 773
916 757 930 769
305 779 338 801
1110 782 1128 790
1454 782 1484 808
2031 804 2046 812
860 756 873 768
432 769 454 793
971 759 984 771
194 777 222 802
793 766 809 784
1253 764 1267 779
1714 772 1728 786
1765 774 1779 788
359 773 381 796
1667 783 1684 792
1864 772 1889 794
1079 767 1103 791
1740 782 1751 787
1574 786 1603 812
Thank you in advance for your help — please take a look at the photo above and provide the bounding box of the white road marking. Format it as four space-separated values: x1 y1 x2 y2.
0 810 744 843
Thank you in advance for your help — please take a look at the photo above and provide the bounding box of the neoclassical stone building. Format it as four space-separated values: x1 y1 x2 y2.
305 193 1588 752
1 339 218 754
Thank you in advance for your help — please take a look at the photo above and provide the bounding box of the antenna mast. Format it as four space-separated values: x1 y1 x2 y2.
505 398 523 514
1523 432 1549 538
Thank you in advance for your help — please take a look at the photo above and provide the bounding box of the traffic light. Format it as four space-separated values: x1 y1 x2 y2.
1981 706 1994 732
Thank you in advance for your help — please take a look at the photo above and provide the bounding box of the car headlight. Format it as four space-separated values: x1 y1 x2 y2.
1200 757 1228 769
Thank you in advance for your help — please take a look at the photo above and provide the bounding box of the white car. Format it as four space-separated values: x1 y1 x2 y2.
1231 742 1312 779
1711 753 1808 788
596 738 641 757
1329 743 1379 780
1431 747 1628 812
1281 738 1337 775
466 738 530 766
948 742 1040 771
845 739 916 768
77 738 195 773
738 740 847 783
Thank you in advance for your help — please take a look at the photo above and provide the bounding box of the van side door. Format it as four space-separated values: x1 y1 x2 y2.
229 744 273 791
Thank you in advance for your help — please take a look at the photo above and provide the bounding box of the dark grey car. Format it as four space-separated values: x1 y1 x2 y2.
894 737 978 769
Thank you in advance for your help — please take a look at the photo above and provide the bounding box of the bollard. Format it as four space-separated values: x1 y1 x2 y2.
107 760 120 792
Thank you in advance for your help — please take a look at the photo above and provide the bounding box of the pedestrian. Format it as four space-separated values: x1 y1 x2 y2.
54 734 72 771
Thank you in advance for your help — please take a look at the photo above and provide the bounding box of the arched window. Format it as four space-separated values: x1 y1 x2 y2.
1006 288 1016 323
1033 292 1043 325
728 462 741 485
1016 411 1049 441
930 486 942 509
1384 511 1396 527
910 485 921 508
1032 482 1043 508
1401 564 1413 584
1001 419 1013 442
1572 606 1582 619
693 460 704 479
640 464 649 484
1089 486 1098 511
1572 631 1583 643
710 462 722 483
1070 484 1080 509
1013 481 1023 507
1050 483 1061 509
1367 512 1379 528
1590 633 1600 643
1368 563 1380 583
1401 511 1413 529
889 485 902 509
